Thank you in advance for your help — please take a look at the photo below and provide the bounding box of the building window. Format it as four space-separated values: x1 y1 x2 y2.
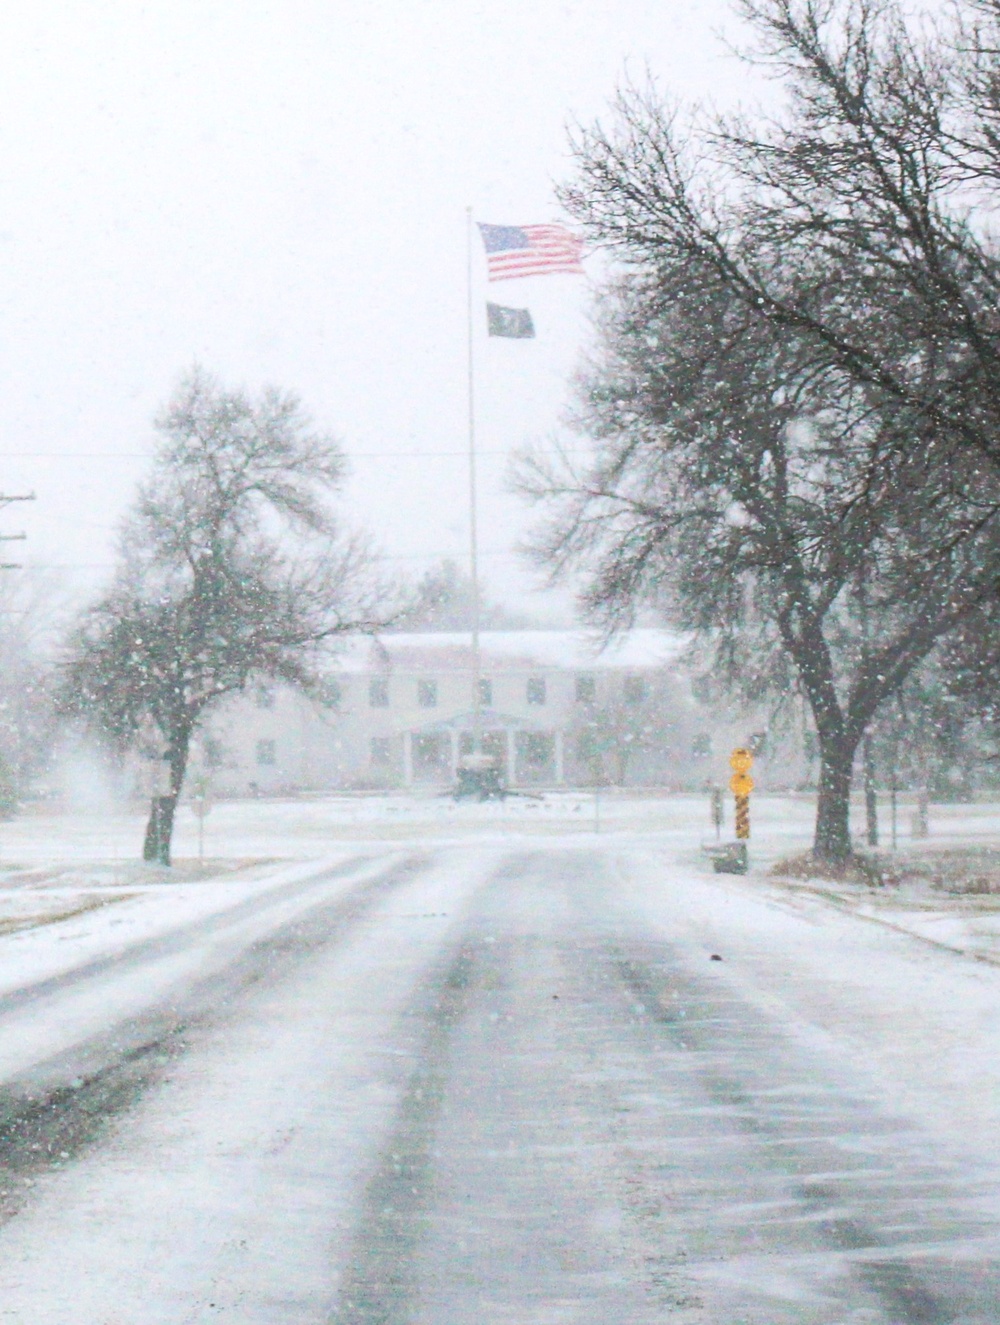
369 677 389 708
748 730 768 757
526 676 546 705
575 674 596 704
417 678 438 708
623 676 647 704
370 736 391 767
412 732 449 779
202 736 224 768
256 738 276 766
515 731 555 784
691 733 712 760
255 685 275 710
318 678 342 708
478 677 493 707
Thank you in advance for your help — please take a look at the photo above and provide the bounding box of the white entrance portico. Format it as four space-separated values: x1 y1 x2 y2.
402 709 559 788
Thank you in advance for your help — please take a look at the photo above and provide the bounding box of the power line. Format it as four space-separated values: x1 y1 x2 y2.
0 447 589 460
26 548 531 571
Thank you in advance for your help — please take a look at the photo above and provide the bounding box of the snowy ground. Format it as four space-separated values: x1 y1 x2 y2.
2 790 1000 962
5 785 1000 860
0 794 999 1320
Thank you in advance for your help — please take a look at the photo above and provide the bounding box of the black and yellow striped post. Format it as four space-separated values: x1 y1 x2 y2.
729 747 754 841
734 793 750 839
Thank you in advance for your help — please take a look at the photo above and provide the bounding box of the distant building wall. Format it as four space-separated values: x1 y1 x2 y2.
193 630 810 796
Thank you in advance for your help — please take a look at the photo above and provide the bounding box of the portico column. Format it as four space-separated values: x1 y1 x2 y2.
507 728 517 786
403 731 413 786
449 729 459 775
554 729 565 785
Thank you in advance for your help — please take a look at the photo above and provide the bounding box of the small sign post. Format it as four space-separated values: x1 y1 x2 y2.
729 748 754 841
582 721 614 834
710 786 723 840
189 773 212 866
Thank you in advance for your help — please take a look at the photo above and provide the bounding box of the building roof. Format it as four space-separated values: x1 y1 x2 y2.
331 628 689 675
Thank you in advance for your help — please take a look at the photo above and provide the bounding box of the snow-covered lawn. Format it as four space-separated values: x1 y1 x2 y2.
0 790 999 982
8 786 999 863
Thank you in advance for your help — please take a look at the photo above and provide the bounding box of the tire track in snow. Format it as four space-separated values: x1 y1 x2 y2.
329 850 669 1325
328 848 1000 1324
0 853 381 1014
329 941 483 1325
0 851 434 1223
326 856 538 1324
609 943 1000 1323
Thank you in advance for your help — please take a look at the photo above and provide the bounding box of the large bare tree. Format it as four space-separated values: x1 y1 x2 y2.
519 267 1000 861
519 0 1000 862
64 368 390 864
561 0 1000 476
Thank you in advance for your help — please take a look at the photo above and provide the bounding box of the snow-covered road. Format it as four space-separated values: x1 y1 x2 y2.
1 841 1000 1322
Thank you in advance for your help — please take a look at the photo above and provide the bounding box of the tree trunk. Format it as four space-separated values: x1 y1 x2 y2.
141 727 191 866
143 795 177 865
814 733 857 863
914 786 929 839
863 737 878 847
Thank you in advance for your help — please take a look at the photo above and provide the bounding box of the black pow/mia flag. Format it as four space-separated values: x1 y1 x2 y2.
486 302 535 338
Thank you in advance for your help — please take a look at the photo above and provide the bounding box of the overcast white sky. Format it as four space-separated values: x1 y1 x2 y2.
0 0 762 618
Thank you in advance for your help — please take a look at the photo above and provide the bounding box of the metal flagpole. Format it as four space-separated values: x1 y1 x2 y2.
466 205 483 754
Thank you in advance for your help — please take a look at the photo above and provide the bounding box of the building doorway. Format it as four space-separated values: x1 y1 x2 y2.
459 730 508 781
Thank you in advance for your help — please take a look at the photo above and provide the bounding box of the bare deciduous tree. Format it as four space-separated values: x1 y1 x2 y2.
569 670 687 787
561 0 1000 474
518 0 1000 862
518 272 1000 861
397 558 540 632
63 367 391 864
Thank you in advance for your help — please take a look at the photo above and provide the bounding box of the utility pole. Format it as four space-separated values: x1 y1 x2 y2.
0 493 35 568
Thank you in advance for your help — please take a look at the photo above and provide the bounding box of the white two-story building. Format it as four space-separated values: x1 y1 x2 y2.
196 629 795 795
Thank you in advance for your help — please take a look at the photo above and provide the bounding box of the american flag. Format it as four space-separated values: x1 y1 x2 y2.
478 222 585 281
